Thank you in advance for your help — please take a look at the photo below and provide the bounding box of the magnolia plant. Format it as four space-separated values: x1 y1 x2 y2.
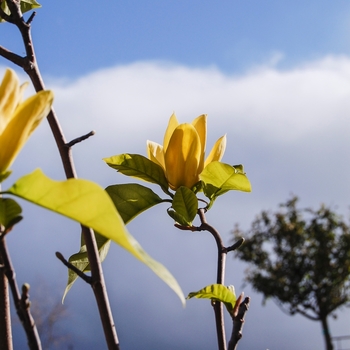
103 113 252 349
0 1 252 350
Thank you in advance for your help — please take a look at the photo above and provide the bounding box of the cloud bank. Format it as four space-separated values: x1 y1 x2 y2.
4 55 350 349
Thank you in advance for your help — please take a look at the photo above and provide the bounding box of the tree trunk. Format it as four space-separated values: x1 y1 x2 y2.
0 257 13 350
320 315 333 350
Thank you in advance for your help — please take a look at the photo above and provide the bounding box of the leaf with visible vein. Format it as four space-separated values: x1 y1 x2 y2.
103 154 170 194
187 284 237 315
5 169 185 304
106 183 165 224
171 187 198 225
200 161 251 204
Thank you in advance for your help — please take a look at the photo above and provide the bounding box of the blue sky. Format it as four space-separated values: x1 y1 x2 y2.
2 1 350 349
4 1 350 76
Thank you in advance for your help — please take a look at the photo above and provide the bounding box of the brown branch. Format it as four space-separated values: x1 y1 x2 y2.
0 237 41 350
0 250 12 350
1 2 120 349
197 208 227 350
228 297 250 350
0 46 25 67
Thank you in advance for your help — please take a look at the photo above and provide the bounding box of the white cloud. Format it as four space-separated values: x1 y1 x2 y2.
40 55 350 144
2 55 350 349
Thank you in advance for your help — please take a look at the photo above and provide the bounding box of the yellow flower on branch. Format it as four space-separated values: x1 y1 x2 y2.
147 113 226 190
0 69 53 181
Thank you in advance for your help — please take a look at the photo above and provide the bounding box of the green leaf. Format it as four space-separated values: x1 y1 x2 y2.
105 183 164 224
62 232 110 302
200 162 251 204
6 169 185 304
103 154 170 194
0 198 22 233
187 284 237 315
0 0 41 22
170 187 198 225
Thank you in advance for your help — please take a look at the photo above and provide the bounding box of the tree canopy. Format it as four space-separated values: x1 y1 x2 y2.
233 197 350 350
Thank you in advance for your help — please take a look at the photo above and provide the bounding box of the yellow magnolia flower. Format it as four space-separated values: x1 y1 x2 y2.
0 69 54 181
147 113 226 190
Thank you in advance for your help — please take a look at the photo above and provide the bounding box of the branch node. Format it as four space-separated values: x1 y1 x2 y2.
65 130 96 148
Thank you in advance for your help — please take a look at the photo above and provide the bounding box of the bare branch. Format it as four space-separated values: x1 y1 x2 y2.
228 297 250 350
0 237 41 350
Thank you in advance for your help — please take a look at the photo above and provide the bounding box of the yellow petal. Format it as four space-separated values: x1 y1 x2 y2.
204 134 227 167
0 90 53 175
191 114 207 153
163 113 179 152
191 114 207 172
164 124 201 190
0 69 21 134
147 140 165 169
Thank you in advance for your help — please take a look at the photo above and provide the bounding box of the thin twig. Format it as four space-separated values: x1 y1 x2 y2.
228 297 250 350
0 237 41 350
26 11 36 25
226 238 245 253
55 252 92 284
65 130 96 148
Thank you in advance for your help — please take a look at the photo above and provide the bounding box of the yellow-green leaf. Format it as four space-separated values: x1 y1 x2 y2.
200 162 251 193
170 186 198 225
103 154 170 194
0 197 22 232
5 169 185 304
200 162 251 206
187 284 237 315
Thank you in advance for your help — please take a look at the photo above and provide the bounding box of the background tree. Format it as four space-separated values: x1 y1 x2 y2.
30 282 71 350
233 197 350 350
